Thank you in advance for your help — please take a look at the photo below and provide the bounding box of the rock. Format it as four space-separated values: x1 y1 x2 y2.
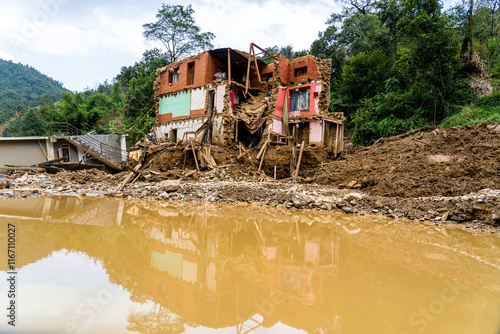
159 192 170 199
375 201 384 208
436 207 448 213
346 181 357 189
449 215 465 222
342 207 352 214
343 192 363 202
160 180 180 193
292 197 302 208
473 203 488 211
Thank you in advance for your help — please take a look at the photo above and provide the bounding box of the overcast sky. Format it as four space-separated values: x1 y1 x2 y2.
0 0 456 92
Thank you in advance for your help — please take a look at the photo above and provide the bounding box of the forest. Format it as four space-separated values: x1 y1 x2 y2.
0 59 68 126
1 0 499 146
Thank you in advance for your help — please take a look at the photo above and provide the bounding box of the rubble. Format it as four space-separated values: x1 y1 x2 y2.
2 121 499 235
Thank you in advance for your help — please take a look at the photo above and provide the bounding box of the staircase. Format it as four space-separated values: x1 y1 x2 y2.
49 123 126 171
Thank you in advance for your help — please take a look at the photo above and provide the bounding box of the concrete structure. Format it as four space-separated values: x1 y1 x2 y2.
154 43 345 153
0 133 126 173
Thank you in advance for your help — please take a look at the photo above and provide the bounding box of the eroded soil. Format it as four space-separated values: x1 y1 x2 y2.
1 122 499 233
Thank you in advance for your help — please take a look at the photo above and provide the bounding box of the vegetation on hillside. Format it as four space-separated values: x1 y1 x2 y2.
0 59 68 125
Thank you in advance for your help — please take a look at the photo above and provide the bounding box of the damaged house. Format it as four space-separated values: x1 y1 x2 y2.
153 43 345 155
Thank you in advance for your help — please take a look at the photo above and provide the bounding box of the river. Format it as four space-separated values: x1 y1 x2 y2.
0 196 499 334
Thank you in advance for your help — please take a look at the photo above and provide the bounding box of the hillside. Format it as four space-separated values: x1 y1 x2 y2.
0 59 69 125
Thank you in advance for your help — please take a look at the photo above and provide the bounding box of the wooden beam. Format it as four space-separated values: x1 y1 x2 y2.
125 164 140 175
256 140 268 160
252 45 262 83
115 162 142 191
245 45 252 95
251 43 275 58
292 141 305 180
258 143 267 173
236 144 252 160
190 140 200 172
227 48 232 86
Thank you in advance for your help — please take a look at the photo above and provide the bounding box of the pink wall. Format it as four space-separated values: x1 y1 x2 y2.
270 119 284 134
309 120 323 143
274 88 286 117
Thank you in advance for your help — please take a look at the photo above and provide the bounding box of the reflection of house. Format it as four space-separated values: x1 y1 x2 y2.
0 196 124 227
154 43 345 153
145 219 340 329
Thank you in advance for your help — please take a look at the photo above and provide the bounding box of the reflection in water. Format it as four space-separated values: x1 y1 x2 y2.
0 196 499 334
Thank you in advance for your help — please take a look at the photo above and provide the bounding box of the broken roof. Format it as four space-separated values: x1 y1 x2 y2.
208 47 268 68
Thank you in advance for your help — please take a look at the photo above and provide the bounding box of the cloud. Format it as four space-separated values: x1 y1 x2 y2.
0 0 343 91
194 0 339 51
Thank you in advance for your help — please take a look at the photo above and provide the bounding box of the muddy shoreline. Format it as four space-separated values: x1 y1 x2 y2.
1 174 498 235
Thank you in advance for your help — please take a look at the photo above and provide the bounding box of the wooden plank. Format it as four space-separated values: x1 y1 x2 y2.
292 141 305 180
227 48 232 86
236 143 251 159
258 143 267 173
251 42 275 58
5 166 46 172
180 170 197 180
336 124 340 155
125 164 140 175
190 140 200 172
115 162 142 191
235 119 239 143
35 157 65 166
252 45 262 83
256 140 268 160
245 44 252 95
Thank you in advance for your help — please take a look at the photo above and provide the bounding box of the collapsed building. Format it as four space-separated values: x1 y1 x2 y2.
153 43 345 155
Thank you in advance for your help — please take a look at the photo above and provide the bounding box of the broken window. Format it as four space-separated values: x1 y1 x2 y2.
170 129 177 143
207 90 215 114
260 73 273 84
294 66 307 77
187 61 195 85
58 144 70 162
290 88 310 111
169 67 179 83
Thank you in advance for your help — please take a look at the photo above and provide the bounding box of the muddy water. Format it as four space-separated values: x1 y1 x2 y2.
0 196 499 334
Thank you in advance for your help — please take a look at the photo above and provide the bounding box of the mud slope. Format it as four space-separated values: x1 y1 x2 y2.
316 122 500 198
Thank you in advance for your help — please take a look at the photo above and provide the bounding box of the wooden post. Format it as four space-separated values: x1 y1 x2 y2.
235 119 239 143
340 124 344 153
258 143 267 173
227 48 232 86
292 141 305 180
252 45 262 84
191 140 200 172
115 162 142 191
334 123 339 157
256 140 268 160
245 45 252 95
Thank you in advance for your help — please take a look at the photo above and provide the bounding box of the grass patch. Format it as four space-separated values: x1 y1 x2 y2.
440 91 500 128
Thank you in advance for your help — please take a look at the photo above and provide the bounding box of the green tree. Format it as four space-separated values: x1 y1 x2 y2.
143 4 215 63
3 108 48 137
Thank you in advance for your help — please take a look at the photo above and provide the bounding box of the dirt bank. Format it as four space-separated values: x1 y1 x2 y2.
316 121 500 197
1 122 499 234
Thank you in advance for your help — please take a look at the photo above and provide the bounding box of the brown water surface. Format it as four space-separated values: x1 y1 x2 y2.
0 196 499 334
